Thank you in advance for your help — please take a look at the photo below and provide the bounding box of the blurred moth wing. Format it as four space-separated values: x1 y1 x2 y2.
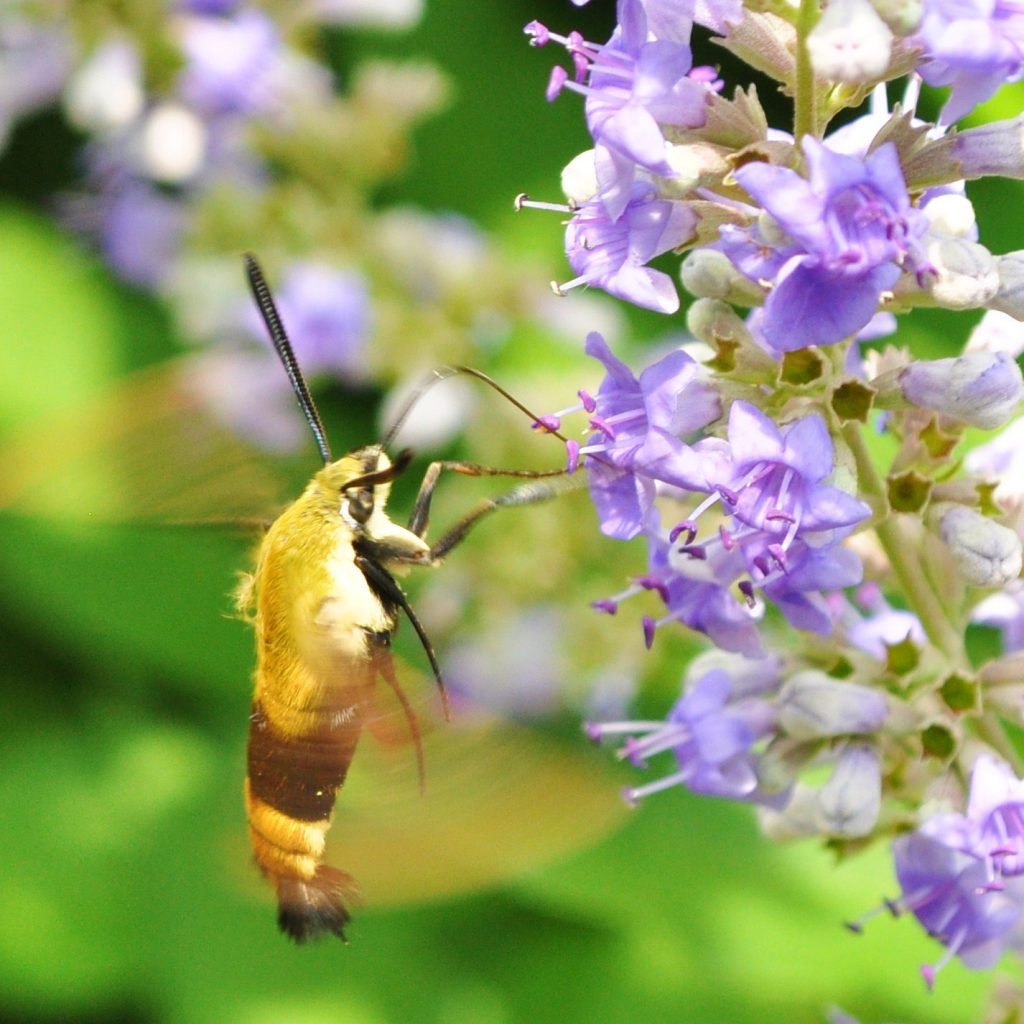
0 260 625 940
0 356 291 526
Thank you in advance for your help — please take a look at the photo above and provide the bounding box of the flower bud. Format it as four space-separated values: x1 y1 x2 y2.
808 0 892 82
922 236 999 309
989 251 1024 320
898 351 1023 429
560 149 598 206
816 744 882 837
937 505 1023 588
680 249 765 306
951 115 1024 181
871 0 922 33
923 192 977 240
680 249 737 299
778 670 888 740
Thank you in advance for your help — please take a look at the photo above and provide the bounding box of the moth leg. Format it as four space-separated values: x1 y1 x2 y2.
355 554 452 722
408 460 567 539
424 473 584 563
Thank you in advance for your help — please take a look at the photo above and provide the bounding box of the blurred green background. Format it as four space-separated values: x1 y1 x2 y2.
1 2 1020 1022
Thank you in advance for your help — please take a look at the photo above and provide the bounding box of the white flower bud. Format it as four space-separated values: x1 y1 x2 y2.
778 671 888 740
757 785 820 841
938 505 1023 588
808 0 893 82
923 193 977 240
816 745 882 837
664 142 729 194
989 251 1024 320
64 38 144 133
139 103 207 184
680 249 743 300
899 351 1023 429
924 236 1000 309
561 150 599 206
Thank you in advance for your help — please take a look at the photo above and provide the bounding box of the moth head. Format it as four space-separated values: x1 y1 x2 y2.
319 446 428 558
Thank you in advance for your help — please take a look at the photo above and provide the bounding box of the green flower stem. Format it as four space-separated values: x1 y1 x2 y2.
793 0 820 143
841 420 967 666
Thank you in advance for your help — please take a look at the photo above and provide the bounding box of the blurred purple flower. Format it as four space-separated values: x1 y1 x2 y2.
913 0 1024 123
178 9 284 117
973 582 1024 653
243 261 372 381
893 830 1022 987
729 139 927 351
843 583 926 660
0 18 74 150
61 168 189 289
176 0 241 13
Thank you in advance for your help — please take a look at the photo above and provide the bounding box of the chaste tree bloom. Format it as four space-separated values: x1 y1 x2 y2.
527 0 709 218
528 0 1024 1007
723 139 930 352
912 0 1024 123
851 757 1024 988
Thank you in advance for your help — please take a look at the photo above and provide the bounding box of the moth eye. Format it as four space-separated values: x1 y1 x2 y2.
345 489 374 525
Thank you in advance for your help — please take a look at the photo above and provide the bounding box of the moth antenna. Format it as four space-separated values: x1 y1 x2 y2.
381 366 569 450
244 253 333 466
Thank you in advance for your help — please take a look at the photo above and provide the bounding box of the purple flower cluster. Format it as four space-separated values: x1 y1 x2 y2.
528 0 1024 1001
561 333 871 654
587 652 887 818
523 0 715 312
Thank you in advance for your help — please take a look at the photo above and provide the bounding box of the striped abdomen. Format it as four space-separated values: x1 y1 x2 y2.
245 684 371 941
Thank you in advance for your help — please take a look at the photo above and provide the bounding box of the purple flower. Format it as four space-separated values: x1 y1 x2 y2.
721 402 871 543
913 0 1024 123
728 138 927 351
760 540 865 634
176 0 241 13
583 0 707 216
640 524 766 656
61 171 189 289
666 402 870 593
590 400 870 648
528 0 708 217
586 655 786 807
854 756 1024 987
572 332 721 531
243 261 372 381
965 755 1024 877
842 583 927 660
892 831 1023 986
562 182 697 313
102 182 188 288
178 9 284 117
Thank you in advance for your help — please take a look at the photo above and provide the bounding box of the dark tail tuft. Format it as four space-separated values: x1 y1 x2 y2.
276 866 361 943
